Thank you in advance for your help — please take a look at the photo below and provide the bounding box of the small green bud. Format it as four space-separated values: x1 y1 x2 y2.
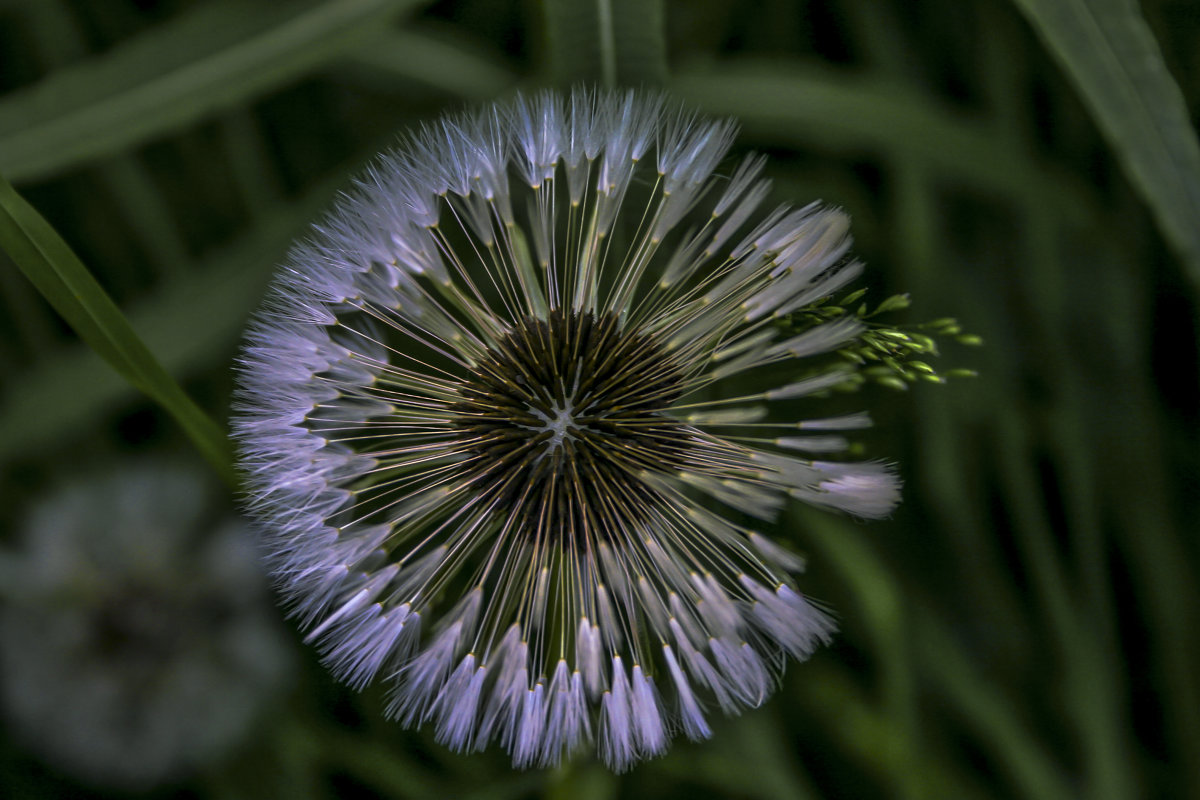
839 350 866 364
910 334 938 353
841 288 868 305
873 293 912 314
835 375 865 392
925 317 958 330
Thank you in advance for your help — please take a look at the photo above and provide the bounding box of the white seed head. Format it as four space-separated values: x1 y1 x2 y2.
234 89 902 771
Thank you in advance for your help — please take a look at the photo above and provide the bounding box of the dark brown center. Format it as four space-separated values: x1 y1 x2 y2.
449 310 693 541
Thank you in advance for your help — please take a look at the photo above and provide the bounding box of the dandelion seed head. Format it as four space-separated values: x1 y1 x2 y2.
235 88 902 771
0 465 291 789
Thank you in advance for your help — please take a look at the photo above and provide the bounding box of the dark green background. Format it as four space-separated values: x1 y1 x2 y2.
1 0 1197 797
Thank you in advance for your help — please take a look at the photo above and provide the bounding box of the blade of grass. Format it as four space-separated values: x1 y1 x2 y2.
96 158 193 279
541 0 667 87
1010 0 1200 288
995 411 1134 800
1092 252 1200 795
1018 198 1139 800
0 167 348 461
792 507 920 799
15 0 194 280
0 252 60 361
0 172 234 485
340 27 518 99
670 61 1097 223
218 109 286 217
799 662 990 800
0 0 429 183
916 610 1075 800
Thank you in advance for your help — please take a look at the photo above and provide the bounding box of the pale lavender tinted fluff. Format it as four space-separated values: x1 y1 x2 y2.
234 89 900 771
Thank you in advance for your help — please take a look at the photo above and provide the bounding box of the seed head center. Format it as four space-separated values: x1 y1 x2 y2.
529 400 577 455
448 310 693 539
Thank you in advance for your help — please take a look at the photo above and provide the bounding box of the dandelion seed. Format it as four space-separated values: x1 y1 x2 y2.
234 88 902 771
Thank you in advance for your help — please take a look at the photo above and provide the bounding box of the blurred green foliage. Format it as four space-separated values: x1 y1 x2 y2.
1 0 1197 798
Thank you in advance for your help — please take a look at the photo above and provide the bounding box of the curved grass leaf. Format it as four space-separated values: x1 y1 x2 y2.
0 170 348 462
994 411 1134 800
15 0 195 279
916 613 1074 800
0 0 428 183
541 0 667 87
793 508 921 799
341 28 518 99
799 663 989 800
671 61 1098 222
797 504 1075 800
1011 0 1200 285
0 173 235 486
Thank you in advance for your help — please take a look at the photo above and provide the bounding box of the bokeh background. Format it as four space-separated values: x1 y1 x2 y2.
1 0 1198 797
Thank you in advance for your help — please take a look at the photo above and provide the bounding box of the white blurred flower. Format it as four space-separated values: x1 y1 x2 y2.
0 464 292 789
235 89 900 771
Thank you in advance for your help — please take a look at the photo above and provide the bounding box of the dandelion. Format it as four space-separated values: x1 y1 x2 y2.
234 88 901 770
0 464 292 789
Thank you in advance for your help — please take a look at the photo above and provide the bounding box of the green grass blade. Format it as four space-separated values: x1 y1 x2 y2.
793 508 921 799
341 28 518 98
0 173 235 486
995 410 1135 800
541 0 667 87
14 0 194 280
0 0 428 183
0 169 347 461
670 61 1096 221
1011 0 1200 284
916 612 1075 800
800 663 989 800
